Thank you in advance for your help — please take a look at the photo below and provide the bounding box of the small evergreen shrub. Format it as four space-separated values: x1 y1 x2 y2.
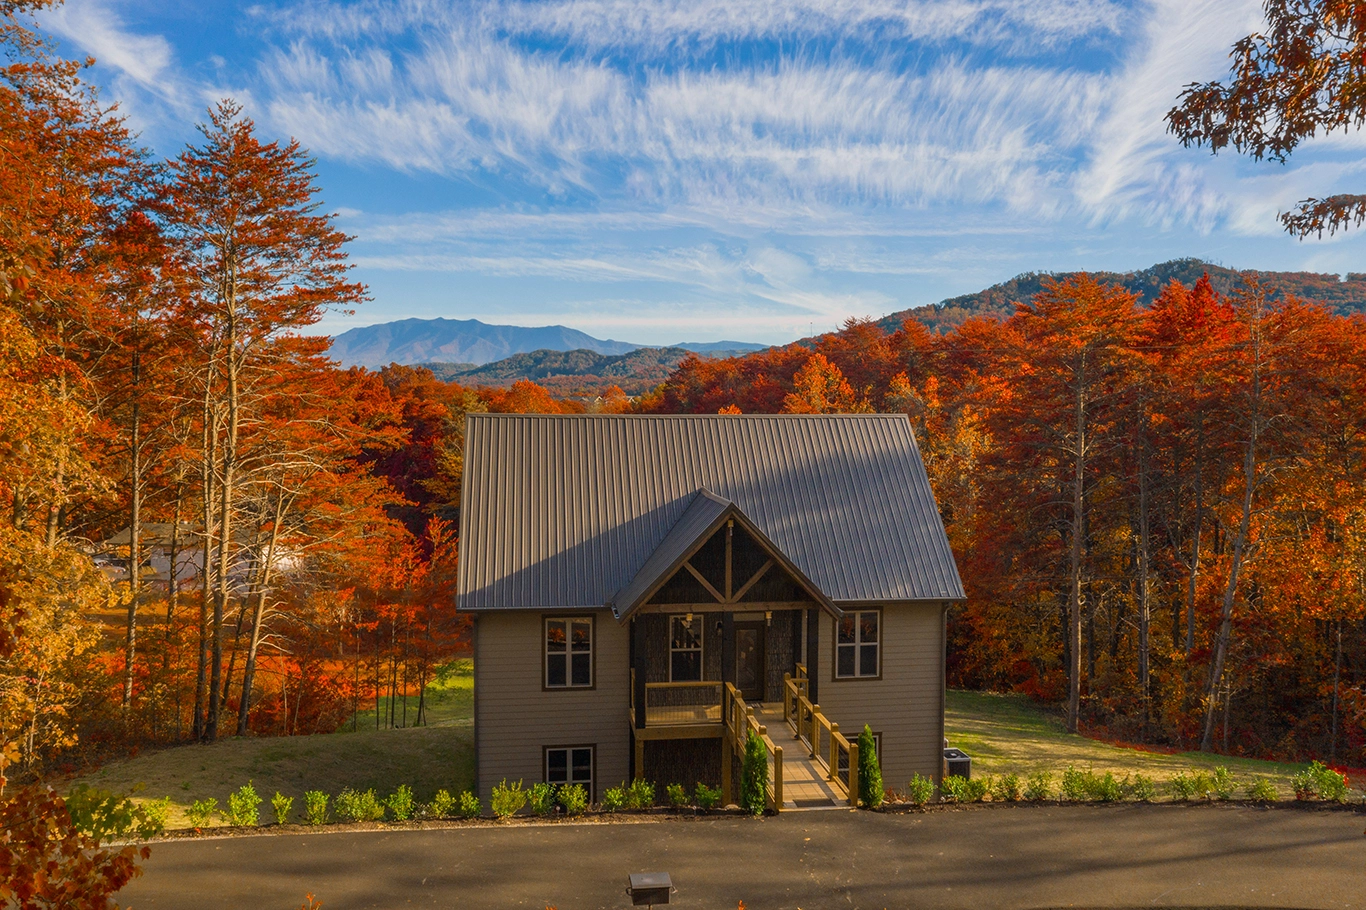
303 791 329 826
1246 779 1279 802
1211 767 1236 801
187 797 218 828
666 783 690 808
1023 771 1054 801
458 791 482 818
857 725 883 808
741 730 769 816
386 785 415 821
226 782 262 826
428 789 456 818
1090 772 1123 802
694 782 722 810
528 782 557 816
992 773 1023 802
271 792 294 826
1293 761 1348 802
1060 767 1089 801
336 788 385 822
963 777 989 802
65 786 166 840
1127 773 1155 802
490 779 527 818
601 784 627 812
626 778 656 809
906 773 936 806
558 784 588 815
939 775 969 803
1169 771 1196 801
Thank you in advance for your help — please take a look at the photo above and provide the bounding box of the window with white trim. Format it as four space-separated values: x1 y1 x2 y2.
545 745 593 797
670 614 704 681
546 617 593 688
836 610 880 678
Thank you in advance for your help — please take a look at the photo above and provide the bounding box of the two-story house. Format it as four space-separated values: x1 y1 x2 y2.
457 413 964 810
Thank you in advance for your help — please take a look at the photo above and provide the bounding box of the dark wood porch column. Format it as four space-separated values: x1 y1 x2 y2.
805 607 819 704
721 611 735 687
632 617 647 730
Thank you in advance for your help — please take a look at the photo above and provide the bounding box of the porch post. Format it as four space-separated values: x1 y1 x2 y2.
632 618 647 730
721 611 735 687
805 607 820 704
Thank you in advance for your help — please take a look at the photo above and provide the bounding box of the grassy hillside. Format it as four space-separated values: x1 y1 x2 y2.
68 674 1347 829
945 690 1313 797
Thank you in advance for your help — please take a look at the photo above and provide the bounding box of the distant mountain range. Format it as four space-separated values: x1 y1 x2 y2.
328 317 766 369
421 346 750 395
878 258 1366 334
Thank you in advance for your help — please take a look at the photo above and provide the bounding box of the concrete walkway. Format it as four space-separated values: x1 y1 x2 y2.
121 803 1366 910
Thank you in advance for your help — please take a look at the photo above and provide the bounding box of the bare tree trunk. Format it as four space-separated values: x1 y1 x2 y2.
237 487 286 736
1186 431 1206 654
123 349 141 710
194 384 215 741
207 258 241 742
1066 354 1087 734
1137 425 1152 735
1330 620 1342 763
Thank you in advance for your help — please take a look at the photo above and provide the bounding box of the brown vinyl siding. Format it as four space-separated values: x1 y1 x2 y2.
816 602 946 787
474 610 629 800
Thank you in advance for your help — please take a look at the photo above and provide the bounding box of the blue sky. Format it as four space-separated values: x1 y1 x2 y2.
38 0 1366 345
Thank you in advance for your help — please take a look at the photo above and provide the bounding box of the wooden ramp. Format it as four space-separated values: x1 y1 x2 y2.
753 704 843 810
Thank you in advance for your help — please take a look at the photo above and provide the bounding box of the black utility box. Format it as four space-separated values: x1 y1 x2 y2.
628 872 673 906
943 747 972 779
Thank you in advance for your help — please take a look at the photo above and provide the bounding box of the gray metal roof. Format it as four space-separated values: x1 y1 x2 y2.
607 488 840 620
457 414 965 612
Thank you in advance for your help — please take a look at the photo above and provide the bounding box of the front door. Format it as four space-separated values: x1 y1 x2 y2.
734 622 766 701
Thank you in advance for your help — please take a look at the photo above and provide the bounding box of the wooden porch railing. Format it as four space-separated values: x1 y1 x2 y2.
723 682 783 813
783 672 859 806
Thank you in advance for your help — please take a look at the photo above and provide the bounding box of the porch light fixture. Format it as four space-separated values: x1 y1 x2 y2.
765 610 772 626
684 612 693 624
627 872 674 907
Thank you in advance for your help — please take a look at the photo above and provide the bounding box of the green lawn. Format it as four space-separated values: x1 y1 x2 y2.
69 660 474 829
946 689 1324 799
68 672 1348 830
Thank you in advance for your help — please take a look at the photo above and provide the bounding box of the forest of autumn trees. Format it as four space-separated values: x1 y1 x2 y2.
4 0 1366 783
648 277 1366 763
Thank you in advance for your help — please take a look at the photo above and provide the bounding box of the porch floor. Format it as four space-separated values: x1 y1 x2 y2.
753 703 843 810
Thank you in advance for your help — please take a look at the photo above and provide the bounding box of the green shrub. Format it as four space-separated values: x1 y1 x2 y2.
186 797 218 828
226 782 262 826
1060 767 1089 801
64 785 166 841
1246 778 1279 801
1169 770 1212 801
1090 772 1124 802
1023 771 1054 801
626 778 656 809
666 783 690 808
303 791 329 826
856 725 883 808
992 773 1023 802
741 730 769 816
962 777 989 802
428 789 456 818
458 791 482 818
558 784 588 815
490 779 527 818
694 782 722 810
1211 767 1236 801
1293 761 1348 802
528 782 557 817
336 788 385 822
906 773 935 806
601 784 627 812
271 792 294 826
386 785 415 821
1128 773 1155 802
939 774 969 803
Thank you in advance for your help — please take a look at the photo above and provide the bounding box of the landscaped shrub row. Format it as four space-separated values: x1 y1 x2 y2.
896 762 1352 807
186 782 484 828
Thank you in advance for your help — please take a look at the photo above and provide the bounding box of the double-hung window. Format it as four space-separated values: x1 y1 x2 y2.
835 609 880 678
669 614 704 681
546 745 593 797
546 617 593 688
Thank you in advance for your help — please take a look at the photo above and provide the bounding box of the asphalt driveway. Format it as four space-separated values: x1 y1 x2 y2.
121 804 1365 910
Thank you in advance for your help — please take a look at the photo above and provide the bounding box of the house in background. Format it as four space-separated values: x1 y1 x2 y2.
457 413 964 810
